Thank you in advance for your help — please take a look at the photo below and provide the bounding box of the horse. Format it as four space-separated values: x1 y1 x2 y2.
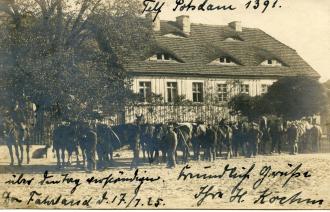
191 122 208 161
140 123 156 164
53 122 79 168
153 123 168 164
2 116 31 166
96 123 112 168
174 123 193 164
79 123 97 172
3 119 21 166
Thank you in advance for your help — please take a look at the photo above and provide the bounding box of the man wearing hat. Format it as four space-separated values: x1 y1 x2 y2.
84 121 97 172
165 123 178 168
287 122 299 155
247 122 263 158
310 120 322 153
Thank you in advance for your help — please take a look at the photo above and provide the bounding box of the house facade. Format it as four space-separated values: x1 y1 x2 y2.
119 14 320 124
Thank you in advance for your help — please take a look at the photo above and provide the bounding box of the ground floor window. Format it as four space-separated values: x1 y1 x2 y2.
217 83 228 102
261 84 269 94
240 84 250 95
167 82 178 103
139 81 151 102
192 82 204 102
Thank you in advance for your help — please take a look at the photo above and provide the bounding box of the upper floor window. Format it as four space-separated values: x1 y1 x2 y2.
209 56 238 66
192 82 203 103
163 33 185 38
261 84 269 94
139 81 151 102
147 53 176 62
224 37 244 42
240 84 250 95
167 82 178 103
261 59 283 67
217 84 228 102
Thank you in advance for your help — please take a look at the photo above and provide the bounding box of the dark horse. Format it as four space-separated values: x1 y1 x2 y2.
53 122 79 168
2 116 31 166
96 123 121 168
140 123 156 164
152 123 168 164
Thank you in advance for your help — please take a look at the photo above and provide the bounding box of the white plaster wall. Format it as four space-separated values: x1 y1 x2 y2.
132 76 276 102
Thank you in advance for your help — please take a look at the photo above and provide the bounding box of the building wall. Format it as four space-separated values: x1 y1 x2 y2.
131 76 276 102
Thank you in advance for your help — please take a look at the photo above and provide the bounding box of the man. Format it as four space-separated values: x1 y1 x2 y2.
269 119 284 154
259 116 270 155
247 122 263 158
130 120 142 169
232 122 240 157
310 121 323 153
205 124 217 161
218 120 233 159
165 124 178 168
287 122 299 155
84 122 97 172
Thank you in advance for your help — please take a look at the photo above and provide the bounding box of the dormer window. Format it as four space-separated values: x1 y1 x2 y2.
224 37 243 42
261 59 283 67
209 56 238 66
163 33 185 38
147 53 178 62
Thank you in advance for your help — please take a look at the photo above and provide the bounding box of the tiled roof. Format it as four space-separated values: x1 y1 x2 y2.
124 20 320 78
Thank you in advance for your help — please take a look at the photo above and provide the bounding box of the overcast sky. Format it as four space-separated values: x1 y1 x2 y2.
149 0 330 82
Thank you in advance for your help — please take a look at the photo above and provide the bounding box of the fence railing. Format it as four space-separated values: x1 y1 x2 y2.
120 104 232 124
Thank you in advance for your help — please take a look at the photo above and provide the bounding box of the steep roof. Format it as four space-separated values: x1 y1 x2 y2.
125 20 320 78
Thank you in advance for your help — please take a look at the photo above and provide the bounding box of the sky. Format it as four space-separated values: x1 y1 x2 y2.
146 0 330 82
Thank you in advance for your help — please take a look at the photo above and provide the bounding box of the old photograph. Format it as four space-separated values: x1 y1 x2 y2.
0 0 329 209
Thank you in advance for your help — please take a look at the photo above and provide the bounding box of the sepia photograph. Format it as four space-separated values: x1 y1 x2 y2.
0 0 329 209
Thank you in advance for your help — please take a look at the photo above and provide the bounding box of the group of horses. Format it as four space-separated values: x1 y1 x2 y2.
1 115 323 170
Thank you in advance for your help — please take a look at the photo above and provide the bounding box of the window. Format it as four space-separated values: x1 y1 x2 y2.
240 84 250 95
261 84 269 94
167 82 178 103
224 37 244 42
208 56 238 66
192 82 203 103
148 53 174 62
261 59 283 67
139 81 151 102
164 54 170 61
156 53 162 60
220 57 232 64
217 84 228 102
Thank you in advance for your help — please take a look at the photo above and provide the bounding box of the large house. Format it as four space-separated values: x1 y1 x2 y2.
118 14 320 124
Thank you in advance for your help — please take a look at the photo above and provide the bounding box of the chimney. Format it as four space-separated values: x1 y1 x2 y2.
229 21 242 32
145 13 160 31
176 15 190 35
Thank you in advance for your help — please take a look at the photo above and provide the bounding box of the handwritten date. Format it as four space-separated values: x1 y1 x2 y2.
245 0 282 13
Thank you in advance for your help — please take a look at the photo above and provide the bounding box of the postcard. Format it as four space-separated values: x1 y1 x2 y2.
0 0 329 209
